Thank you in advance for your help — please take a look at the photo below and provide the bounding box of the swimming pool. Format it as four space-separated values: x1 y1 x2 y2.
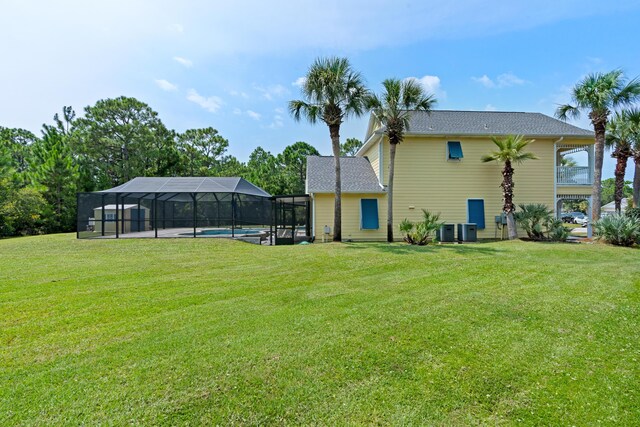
194 228 264 236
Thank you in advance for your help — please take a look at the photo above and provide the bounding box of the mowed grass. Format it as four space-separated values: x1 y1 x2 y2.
1 235 639 425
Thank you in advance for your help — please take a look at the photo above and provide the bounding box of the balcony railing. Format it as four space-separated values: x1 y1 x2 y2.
556 166 591 185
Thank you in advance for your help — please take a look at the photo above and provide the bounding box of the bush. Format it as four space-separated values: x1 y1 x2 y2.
593 213 640 247
515 203 569 242
515 204 552 240
399 210 444 245
547 218 570 242
626 206 640 222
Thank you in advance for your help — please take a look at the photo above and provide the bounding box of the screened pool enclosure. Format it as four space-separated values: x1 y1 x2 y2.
77 177 310 245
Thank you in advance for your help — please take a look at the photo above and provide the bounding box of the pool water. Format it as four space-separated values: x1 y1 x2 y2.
198 229 263 236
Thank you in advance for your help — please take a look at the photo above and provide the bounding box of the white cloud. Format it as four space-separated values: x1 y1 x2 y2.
472 73 526 88
274 107 284 114
230 90 249 99
268 115 284 129
154 79 178 91
232 107 242 115
292 77 306 87
404 75 446 99
254 84 288 100
186 89 223 113
497 73 526 87
168 23 184 33
485 104 497 111
173 56 193 67
246 110 261 120
472 74 495 88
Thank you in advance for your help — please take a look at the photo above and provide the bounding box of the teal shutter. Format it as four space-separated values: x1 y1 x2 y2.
467 199 485 229
447 141 463 159
360 199 379 229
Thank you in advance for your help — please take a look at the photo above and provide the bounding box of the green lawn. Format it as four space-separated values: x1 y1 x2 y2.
1 235 639 425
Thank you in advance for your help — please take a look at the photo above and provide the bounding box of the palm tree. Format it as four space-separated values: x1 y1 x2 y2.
366 78 436 242
605 110 640 213
555 70 640 220
289 57 368 242
481 135 538 240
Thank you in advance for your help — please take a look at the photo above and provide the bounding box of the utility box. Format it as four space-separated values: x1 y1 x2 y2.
457 223 478 242
436 224 455 242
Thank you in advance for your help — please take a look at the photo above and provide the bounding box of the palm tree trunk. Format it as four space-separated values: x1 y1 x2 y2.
329 124 342 242
502 160 518 240
592 120 606 220
634 157 640 208
387 142 396 242
613 154 628 214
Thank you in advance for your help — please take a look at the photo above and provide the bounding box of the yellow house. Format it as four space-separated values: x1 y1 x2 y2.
307 110 595 241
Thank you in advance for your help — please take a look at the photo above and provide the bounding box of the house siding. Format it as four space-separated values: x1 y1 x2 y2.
379 135 592 239
311 133 593 241
361 139 380 183
312 193 387 241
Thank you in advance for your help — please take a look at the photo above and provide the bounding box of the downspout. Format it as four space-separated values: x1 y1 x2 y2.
378 138 384 186
553 137 562 218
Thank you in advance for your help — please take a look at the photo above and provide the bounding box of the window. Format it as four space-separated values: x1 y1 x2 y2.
447 141 463 160
467 199 485 229
360 199 379 229
105 212 116 221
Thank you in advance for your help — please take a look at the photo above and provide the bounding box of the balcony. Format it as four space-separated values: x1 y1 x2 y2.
556 166 592 186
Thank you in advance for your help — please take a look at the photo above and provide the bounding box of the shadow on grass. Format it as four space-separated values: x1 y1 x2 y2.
342 240 501 255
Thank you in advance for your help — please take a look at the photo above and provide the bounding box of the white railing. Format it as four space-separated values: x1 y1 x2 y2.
556 166 591 185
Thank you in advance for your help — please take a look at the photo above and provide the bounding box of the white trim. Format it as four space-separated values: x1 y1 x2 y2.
311 193 316 238
379 139 384 185
553 140 558 217
355 132 381 157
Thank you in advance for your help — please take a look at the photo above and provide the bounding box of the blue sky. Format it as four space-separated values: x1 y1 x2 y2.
2 0 640 178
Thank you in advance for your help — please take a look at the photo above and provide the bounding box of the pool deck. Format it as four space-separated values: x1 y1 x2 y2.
85 227 309 245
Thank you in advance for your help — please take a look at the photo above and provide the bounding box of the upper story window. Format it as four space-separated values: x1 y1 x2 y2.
105 212 116 221
447 141 463 160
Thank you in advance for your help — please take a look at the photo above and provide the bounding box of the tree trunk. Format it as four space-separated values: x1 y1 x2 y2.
387 142 397 242
634 157 640 208
613 154 628 214
501 160 518 239
591 120 606 221
329 124 342 242
506 212 517 240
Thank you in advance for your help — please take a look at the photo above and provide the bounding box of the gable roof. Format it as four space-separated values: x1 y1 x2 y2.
365 110 594 140
306 156 384 194
99 177 271 197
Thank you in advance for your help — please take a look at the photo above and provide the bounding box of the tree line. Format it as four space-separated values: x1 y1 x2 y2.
0 96 363 237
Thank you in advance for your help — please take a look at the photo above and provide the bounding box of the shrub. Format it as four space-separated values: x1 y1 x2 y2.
399 209 443 245
515 204 553 240
626 206 640 222
547 218 570 242
593 213 640 247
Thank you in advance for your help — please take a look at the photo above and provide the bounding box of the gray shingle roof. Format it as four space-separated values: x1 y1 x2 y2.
368 110 594 139
99 177 271 197
306 156 384 194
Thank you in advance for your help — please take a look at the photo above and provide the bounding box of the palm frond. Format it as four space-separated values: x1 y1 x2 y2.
288 100 319 124
612 76 640 108
555 104 580 121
